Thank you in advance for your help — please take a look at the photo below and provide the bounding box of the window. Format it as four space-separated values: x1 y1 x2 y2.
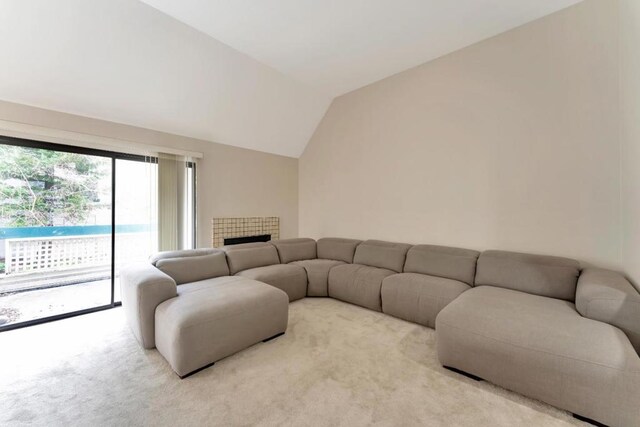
0 136 196 330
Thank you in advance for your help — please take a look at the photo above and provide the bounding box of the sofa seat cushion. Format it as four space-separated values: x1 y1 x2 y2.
436 286 640 427
155 277 288 377
177 276 245 295
381 273 470 328
328 264 395 311
291 259 345 297
236 264 307 302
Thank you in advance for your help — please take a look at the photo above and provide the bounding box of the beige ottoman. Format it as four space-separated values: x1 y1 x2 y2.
155 277 289 378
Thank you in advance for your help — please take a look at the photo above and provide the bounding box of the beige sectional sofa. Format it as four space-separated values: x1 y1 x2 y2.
225 241 308 301
436 251 640 427
121 238 640 427
121 247 288 377
382 245 479 328
278 237 360 297
328 240 411 311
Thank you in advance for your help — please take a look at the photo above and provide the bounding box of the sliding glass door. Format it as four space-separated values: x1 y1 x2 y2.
113 157 158 303
0 136 195 330
0 142 113 326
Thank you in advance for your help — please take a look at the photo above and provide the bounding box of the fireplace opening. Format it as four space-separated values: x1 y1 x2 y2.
223 234 271 246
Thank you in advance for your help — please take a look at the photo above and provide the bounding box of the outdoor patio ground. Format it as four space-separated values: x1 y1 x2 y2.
0 278 120 326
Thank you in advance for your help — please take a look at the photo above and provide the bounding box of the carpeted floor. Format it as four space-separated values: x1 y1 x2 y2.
0 298 587 427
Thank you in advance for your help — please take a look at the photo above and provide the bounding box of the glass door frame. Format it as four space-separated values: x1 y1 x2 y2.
0 135 195 332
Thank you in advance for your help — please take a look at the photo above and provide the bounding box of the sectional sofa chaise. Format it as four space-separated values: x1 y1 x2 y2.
121 238 640 427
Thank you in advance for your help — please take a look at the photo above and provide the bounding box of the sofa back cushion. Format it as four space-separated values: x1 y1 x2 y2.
222 242 280 275
271 238 317 263
353 240 412 273
153 249 229 285
317 238 362 263
475 250 580 301
404 245 480 286
150 248 219 266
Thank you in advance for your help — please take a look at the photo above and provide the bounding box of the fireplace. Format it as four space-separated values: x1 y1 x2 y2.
223 234 271 246
212 217 279 247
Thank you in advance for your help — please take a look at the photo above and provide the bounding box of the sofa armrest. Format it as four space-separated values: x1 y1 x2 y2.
120 263 177 349
576 268 640 354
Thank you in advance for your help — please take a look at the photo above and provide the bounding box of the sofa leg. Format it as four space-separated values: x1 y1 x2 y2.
572 413 608 427
444 366 483 382
179 362 215 379
263 331 285 343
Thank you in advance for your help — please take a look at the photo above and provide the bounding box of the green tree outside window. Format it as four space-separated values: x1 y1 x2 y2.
0 145 107 227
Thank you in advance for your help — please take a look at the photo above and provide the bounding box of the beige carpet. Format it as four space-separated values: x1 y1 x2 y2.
0 298 587 427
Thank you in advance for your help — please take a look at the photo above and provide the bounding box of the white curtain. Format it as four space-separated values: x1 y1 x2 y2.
157 153 194 251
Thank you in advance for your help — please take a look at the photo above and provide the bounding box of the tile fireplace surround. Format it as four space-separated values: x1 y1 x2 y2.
211 217 280 247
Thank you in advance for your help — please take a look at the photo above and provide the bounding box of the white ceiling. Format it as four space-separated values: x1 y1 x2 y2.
0 0 330 157
139 0 583 97
0 0 582 157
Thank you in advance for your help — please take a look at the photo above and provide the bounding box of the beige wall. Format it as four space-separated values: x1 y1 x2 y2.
620 0 640 285
300 0 620 269
0 100 299 247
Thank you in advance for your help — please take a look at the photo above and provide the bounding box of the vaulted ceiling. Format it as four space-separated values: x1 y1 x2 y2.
0 0 582 157
140 0 583 98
